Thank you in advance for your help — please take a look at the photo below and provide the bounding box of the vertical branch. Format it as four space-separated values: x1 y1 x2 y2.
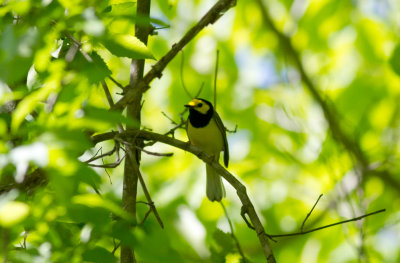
121 0 151 262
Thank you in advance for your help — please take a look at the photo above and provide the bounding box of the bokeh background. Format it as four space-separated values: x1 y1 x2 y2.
1 0 400 262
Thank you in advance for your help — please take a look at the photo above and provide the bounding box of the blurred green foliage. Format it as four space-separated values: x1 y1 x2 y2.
1 0 400 262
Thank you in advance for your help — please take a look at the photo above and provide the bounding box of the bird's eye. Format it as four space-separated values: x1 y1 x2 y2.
198 103 203 107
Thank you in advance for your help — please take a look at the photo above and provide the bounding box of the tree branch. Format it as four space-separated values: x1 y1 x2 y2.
268 209 385 238
255 0 400 190
301 194 323 232
111 0 237 110
121 0 151 262
91 129 276 263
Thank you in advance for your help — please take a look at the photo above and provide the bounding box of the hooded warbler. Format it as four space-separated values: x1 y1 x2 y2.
185 98 229 202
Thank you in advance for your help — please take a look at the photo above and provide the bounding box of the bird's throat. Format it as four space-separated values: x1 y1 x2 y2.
188 108 213 128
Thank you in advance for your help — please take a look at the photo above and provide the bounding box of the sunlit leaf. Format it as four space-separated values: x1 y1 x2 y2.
102 34 154 59
0 201 29 227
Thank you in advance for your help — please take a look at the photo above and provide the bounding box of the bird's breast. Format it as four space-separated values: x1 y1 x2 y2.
187 118 224 155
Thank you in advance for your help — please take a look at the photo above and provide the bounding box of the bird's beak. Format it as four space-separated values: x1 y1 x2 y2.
184 104 192 108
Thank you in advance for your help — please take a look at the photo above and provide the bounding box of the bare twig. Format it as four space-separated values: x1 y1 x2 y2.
214 49 219 108
221 202 247 263
268 209 386 238
87 154 126 168
102 80 115 107
124 146 164 229
139 207 153 225
180 51 193 98
84 146 117 163
118 138 173 157
301 194 323 232
195 82 205 98
112 239 121 255
160 110 187 138
108 76 125 90
161 112 178 125
135 146 173 157
112 0 237 110
137 201 156 225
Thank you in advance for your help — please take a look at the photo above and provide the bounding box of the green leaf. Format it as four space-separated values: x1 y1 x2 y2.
83 246 117 263
107 2 136 16
102 34 154 59
389 44 400 76
0 201 29 227
213 229 235 253
111 220 137 248
83 106 135 127
0 25 39 83
67 50 111 84
73 194 134 221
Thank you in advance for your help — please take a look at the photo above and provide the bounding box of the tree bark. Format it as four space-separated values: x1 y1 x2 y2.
120 0 151 262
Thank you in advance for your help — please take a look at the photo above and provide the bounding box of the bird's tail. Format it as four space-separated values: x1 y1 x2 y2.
206 163 225 202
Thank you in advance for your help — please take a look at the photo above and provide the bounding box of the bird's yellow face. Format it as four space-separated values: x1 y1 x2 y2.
185 98 211 115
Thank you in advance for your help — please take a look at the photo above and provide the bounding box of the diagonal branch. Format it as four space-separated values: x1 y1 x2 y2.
91 129 276 263
301 194 323 232
255 0 400 190
112 0 237 110
255 0 367 165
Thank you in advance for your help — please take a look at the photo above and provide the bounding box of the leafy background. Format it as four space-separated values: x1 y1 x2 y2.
1 0 400 262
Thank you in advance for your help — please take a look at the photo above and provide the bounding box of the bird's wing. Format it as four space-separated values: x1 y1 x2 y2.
186 118 191 143
213 111 229 167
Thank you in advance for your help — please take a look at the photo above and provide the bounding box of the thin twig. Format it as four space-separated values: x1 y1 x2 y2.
195 82 205 98
118 138 173 157
214 49 219 108
102 80 115 107
301 194 323 232
160 109 188 138
112 239 121 255
99 148 113 184
124 147 164 229
87 154 126 168
221 202 247 263
136 146 173 157
112 0 237 110
108 76 125 90
180 50 193 98
161 112 178 125
84 146 116 163
139 206 153 225
268 209 386 238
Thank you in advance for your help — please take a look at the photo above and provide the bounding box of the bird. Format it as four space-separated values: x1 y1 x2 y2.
185 98 229 202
